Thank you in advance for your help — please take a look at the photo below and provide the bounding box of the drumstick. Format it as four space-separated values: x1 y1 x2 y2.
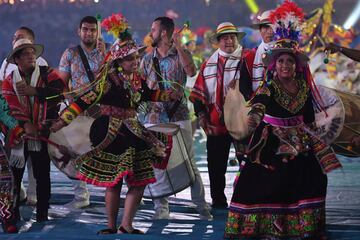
177 20 191 33
24 135 77 158
343 124 360 136
96 14 102 41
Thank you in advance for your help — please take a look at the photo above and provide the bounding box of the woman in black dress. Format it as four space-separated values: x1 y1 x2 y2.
51 30 177 234
224 1 341 239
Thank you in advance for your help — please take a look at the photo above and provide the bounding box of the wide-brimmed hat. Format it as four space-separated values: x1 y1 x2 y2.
251 10 272 29
262 39 309 66
7 38 43 64
110 39 146 61
261 1 309 66
210 22 246 43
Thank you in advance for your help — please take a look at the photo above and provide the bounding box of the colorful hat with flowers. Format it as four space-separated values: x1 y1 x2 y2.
102 13 146 61
262 1 309 66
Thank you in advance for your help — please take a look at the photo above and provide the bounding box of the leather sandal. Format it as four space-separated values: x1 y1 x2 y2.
118 226 144 234
97 228 117 234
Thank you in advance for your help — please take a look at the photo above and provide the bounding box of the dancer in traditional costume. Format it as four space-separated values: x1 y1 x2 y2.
51 15 174 235
224 2 341 239
0 95 24 233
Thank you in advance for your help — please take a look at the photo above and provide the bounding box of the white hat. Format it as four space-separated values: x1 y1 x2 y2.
251 10 272 29
7 38 43 64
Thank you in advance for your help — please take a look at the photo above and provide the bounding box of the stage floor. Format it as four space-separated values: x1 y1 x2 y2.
1 131 360 239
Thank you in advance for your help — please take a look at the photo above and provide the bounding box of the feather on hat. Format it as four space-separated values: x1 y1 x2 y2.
262 1 309 66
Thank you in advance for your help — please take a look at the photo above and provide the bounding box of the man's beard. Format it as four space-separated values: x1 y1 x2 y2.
151 35 161 48
82 39 96 48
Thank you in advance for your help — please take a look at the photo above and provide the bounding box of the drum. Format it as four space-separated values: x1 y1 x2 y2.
331 89 360 157
314 85 345 145
224 80 250 140
48 116 94 179
143 123 195 199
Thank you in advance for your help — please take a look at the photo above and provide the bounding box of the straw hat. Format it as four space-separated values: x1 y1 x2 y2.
7 38 43 64
210 22 246 43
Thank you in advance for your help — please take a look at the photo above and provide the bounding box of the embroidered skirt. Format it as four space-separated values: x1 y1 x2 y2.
224 151 327 239
75 115 171 187
0 146 13 221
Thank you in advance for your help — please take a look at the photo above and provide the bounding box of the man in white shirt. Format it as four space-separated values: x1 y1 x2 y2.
0 26 46 206
251 10 274 91
0 27 48 83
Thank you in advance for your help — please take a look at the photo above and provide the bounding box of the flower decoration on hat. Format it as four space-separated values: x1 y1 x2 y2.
101 13 129 39
267 0 305 57
269 0 304 44
262 1 308 66
101 13 145 62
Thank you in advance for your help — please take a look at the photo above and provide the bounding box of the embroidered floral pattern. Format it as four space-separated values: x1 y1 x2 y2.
225 205 325 239
257 83 271 96
271 78 308 114
0 152 13 221
272 124 311 156
75 117 171 187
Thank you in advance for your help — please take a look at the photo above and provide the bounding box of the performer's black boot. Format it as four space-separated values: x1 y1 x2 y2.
36 208 48 222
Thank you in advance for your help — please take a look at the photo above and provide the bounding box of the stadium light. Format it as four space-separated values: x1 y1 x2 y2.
343 0 360 29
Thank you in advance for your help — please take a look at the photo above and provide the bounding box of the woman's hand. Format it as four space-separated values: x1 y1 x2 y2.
152 142 166 157
324 43 341 54
247 103 265 134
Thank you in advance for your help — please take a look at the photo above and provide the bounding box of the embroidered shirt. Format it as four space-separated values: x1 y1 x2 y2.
139 47 191 124
59 45 104 91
